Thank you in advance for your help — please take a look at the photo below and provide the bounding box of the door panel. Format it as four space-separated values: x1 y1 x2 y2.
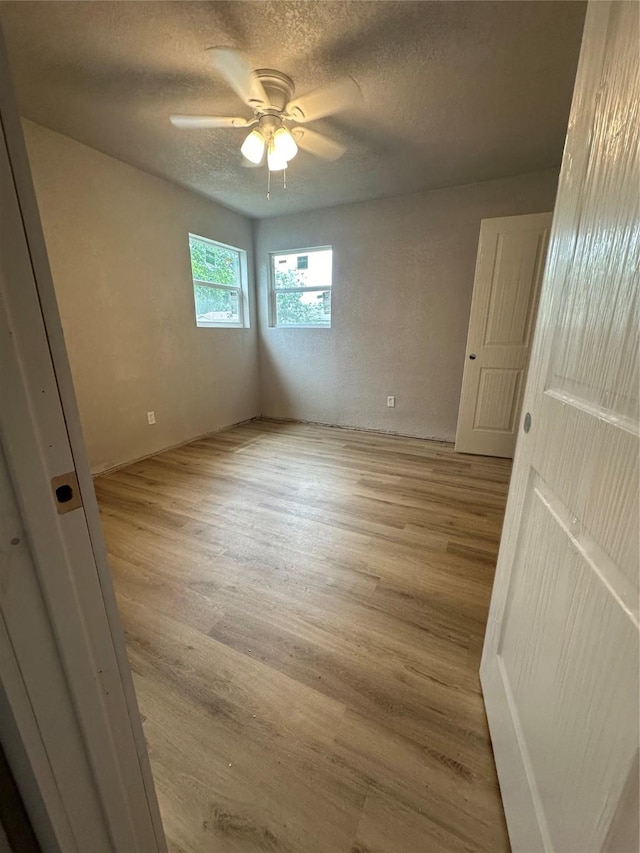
474 368 523 432
481 3 639 851
499 475 637 852
456 213 552 458
484 230 546 347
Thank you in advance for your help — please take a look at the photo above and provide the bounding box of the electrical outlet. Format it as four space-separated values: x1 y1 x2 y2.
387 396 395 408
147 411 156 425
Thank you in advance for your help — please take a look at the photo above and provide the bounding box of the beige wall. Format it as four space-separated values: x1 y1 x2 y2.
255 170 559 441
24 121 259 473
24 119 560 463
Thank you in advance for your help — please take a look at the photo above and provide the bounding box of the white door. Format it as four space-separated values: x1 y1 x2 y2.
481 3 639 852
455 212 552 458
0 26 166 853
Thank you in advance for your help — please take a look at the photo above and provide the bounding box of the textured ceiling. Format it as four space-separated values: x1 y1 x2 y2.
0 1 586 218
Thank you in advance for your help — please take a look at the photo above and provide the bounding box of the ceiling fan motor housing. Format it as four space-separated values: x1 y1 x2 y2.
254 69 295 113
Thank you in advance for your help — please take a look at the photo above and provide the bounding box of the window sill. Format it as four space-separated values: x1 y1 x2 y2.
271 324 332 329
196 321 246 329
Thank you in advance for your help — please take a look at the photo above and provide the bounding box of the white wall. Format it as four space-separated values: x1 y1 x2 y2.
255 170 559 441
23 121 259 473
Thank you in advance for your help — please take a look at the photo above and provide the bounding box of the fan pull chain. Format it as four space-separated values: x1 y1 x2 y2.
266 163 289 200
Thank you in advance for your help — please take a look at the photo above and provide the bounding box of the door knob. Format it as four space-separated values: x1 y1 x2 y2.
469 354 477 360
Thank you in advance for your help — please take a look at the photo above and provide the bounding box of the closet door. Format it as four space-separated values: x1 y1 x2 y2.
455 212 552 458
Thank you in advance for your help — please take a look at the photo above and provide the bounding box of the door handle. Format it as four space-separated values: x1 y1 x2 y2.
469 354 477 360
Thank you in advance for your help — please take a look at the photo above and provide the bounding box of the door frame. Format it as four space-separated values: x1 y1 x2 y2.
0 24 166 852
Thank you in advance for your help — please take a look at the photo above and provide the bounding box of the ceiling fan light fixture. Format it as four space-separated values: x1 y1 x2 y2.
172 49 353 198
267 139 289 172
273 126 298 162
240 128 265 164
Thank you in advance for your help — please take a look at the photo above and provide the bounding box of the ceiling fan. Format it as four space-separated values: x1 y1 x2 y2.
169 47 360 174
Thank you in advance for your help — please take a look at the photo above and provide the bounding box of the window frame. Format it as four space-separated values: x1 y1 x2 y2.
269 245 333 329
188 233 249 329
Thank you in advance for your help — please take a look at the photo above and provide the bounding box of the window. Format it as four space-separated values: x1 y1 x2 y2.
189 234 248 328
270 247 332 327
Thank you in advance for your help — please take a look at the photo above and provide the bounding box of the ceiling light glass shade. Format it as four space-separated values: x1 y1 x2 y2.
267 139 288 172
273 127 298 162
240 129 265 164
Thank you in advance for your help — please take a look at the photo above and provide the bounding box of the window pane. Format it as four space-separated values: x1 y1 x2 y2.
273 249 332 289
190 236 240 286
194 285 240 324
275 290 331 326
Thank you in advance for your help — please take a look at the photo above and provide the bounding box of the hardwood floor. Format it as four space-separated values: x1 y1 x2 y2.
94 420 513 853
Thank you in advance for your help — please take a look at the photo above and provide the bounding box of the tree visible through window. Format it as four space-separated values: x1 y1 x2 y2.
189 234 246 327
270 248 333 327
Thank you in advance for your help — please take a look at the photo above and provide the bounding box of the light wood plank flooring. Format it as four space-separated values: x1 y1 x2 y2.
95 420 512 853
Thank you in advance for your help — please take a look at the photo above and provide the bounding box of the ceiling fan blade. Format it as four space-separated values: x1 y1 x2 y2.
207 47 269 109
292 128 346 161
286 77 361 123
170 115 254 129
